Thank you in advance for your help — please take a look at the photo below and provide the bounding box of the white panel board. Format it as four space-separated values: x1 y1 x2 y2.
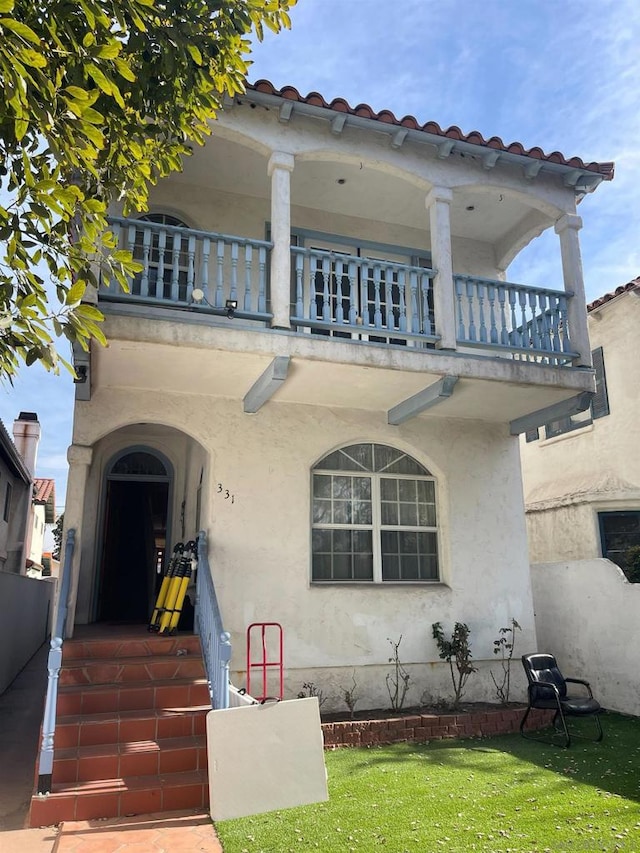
207 697 328 821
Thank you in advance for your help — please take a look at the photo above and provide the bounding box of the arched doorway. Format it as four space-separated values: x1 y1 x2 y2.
96 447 173 623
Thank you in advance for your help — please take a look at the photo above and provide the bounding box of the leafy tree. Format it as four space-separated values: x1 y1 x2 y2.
0 0 294 379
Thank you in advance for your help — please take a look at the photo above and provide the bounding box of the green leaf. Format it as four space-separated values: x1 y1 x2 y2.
93 43 120 59
66 280 87 305
65 85 91 101
0 17 40 45
86 64 114 96
187 44 202 65
16 47 46 68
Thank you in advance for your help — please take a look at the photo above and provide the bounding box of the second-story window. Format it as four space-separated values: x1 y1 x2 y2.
133 214 191 302
290 230 434 346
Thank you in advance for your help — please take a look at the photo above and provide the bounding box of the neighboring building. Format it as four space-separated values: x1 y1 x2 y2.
0 414 56 698
519 278 640 714
62 81 613 709
26 478 56 576
0 411 55 576
521 277 639 566
0 415 35 573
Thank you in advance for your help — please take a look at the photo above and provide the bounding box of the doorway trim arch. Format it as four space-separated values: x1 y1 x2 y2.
93 444 175 622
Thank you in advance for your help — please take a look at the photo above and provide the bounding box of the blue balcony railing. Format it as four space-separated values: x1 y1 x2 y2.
454 274 578 365
291 247 438 346
101 218 581 366
103 217 272 322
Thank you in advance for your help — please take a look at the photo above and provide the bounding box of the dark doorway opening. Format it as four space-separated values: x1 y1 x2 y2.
98 479 169 623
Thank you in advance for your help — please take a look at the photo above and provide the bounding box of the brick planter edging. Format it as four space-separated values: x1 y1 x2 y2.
321 706 553 749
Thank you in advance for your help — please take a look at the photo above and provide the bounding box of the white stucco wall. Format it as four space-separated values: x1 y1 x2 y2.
521 291 640 563
145 181 503 283
29 504 46 564
531 559 640 715
71 385 537 711
0 571 53 694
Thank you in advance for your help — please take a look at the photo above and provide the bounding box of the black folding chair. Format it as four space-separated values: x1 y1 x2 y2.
520 653 603 747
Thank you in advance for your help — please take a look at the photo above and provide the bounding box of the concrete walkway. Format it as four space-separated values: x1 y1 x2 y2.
0 641 49 831
0 642 59 852
0 643 223 853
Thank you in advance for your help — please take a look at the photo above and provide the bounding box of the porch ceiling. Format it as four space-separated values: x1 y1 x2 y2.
170 136 550 247
94 337 589 427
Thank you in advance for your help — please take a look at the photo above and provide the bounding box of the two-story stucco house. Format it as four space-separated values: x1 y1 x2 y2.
29 80 617 827
61 80 613 711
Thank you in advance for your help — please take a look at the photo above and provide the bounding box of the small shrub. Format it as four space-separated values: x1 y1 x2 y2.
297 681 327 708
432 621 477 708
490 618 521 704
386 635 411 711
342 671 360 719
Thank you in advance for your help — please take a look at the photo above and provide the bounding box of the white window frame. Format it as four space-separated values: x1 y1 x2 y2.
311 447 439 584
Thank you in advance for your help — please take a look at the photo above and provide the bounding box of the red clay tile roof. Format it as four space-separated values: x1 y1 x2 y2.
33 477 56 523
588 277 640 312
248 81 615 181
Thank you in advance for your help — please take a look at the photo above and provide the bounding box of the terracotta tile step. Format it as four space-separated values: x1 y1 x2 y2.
57 676 211 715
62 633 202 662
29 769 209 827
55 706 210 749
59 653 206 687
53 735 207 783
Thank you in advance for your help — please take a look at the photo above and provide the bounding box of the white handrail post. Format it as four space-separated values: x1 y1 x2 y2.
218 632 232 710
37 527 75 795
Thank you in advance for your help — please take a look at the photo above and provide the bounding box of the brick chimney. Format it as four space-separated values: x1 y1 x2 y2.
13 411 41 477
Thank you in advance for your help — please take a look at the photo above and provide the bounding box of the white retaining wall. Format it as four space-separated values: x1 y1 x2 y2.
530 559 640 715
0 571 54 694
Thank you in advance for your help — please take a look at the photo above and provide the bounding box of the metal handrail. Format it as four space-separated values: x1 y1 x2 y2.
194 530 231 710
36 527 75 795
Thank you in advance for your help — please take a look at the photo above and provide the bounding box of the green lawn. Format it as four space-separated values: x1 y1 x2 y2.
215 713 640 853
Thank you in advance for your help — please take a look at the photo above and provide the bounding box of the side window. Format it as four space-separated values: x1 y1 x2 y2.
3 482 12 523
598 511 640 579
311 443 439 583
531 347 609 441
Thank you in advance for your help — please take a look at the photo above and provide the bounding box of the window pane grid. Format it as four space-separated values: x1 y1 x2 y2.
312 447 439 583
312 474 372 526
312 529 373 581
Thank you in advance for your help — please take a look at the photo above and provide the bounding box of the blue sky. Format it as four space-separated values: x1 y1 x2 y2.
1 0 638 513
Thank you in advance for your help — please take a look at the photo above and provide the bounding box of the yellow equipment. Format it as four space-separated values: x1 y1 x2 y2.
158 539 197 635
148 542 183 633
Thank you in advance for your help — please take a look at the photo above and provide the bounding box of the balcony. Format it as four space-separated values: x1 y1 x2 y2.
102 216 579 367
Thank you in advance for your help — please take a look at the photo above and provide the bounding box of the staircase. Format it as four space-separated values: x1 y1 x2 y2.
29 628 211 827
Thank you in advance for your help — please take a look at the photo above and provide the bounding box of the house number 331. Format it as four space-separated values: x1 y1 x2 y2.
217 483 235 504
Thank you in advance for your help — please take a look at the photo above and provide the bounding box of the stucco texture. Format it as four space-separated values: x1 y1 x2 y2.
531 559 640 715
71 385 536 711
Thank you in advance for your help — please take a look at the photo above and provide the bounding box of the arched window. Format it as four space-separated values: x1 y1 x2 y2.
133 213 191 302
311 443 439 583
110 451 168 477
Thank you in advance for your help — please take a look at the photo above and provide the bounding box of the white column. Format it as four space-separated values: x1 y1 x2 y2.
426 186 457 350
60 444 93 638
555 213 592 368
268 151 295 329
